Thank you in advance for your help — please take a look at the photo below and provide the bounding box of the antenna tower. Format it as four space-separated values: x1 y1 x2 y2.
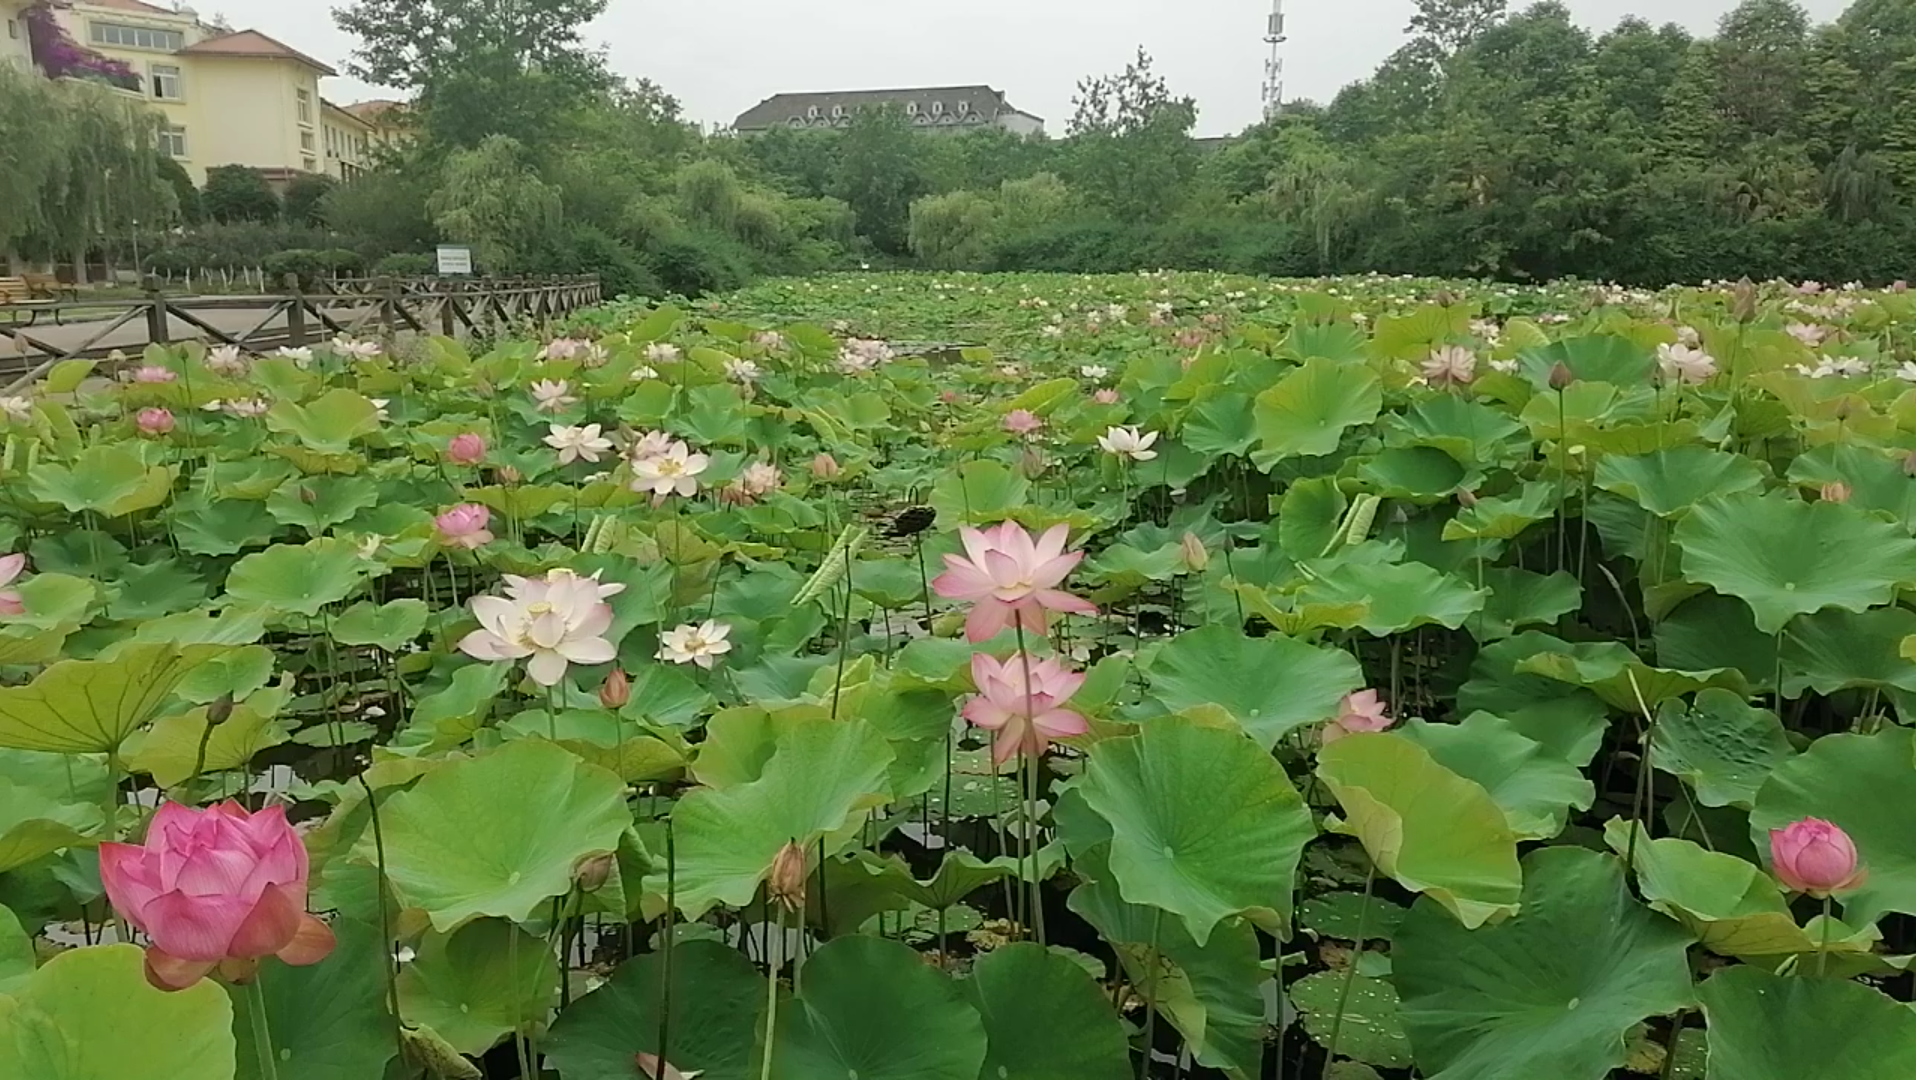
1261 0 1288 120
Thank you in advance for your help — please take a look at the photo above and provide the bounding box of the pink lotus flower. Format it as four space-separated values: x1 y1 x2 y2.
446 433 486 465
1003 409 1044 436
460 569 619 685
1770 818 1866 897
962 652 1088 764
1093 389 1121 405
435 504 493 549
932 521 1097 642
131 365 177 383
1422 346 1477 388
1786 323 1828 348
811 452 842 480
1321 690 1392 745
0 553 25 616
99 801 336 991
136 407 175 436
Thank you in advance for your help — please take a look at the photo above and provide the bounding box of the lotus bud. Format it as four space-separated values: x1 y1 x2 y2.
1547 362 1576 391
599 667 631 710
1457 488 1479 508
402 1023 483 1080
1892 281 1908 294
1832 396 1860 422
1732 277 1759 323
495 465 522 485
1431 289 1460 308
1769 817 1866 897
768 839 808 912
810 452 842 481
1179 531 1209 573
136 407 175 436
446 433 486 465
205 693 235 728
299 486 318 504
634 1053 695 1080
1820 481 1853 504
572 851 616 893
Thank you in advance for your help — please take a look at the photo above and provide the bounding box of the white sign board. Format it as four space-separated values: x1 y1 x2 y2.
436 245 474 275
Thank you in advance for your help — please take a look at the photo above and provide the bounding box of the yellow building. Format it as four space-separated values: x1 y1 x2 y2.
2 0 34 70
46 0 375 186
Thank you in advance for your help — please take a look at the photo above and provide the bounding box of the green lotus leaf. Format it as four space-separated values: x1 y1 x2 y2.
1652 592 1780 692
776 935 986 1080
1141 624 1363 749
1517 380 1623 442
265 474 382 533
1228 583 1371 636
0 644 219 755
1370 305 1470 361
1253 356 1382 466
1514 639 1747 711
896 850 1013 911
1697 967 1916 1080
1441 481 1555 542
1183 391 1259 456
0 903 32 995
329 599 430 650
1289 969 1414 1069
265 388 382 453
1781 606 1916 708
28 444 178 517
1458 634 1611 766
1519 335 1654 387
230 920 395 1080
1750 725 1916 926
0 749 106 872
1276 475 1348 560
463 484 571 519
403 662 509 751
129 606 271 646
1673 491 1916 633
1386 393 1526 465
397 918 560 1056
1594 447 1765 517
545 941 765 1080
1470 567 1580 642
1299 891 1407 942
7 573 98 630
103 561 206 622
1316 732 1522 928
1785 442 1916 524
1393 847 1695 1080
1649 689 1794 809
0 944 234 1080
1603 820 1815 959
224 538 368 616
1068 847 1267 1080
1299 557 1487 636
128 684 292 787
670 715 892 917
965 943 1131 1080
1397 715 1593 841
168 493 281 556
368 739 632 930
1082 720 1314 944
174 644 275 704
929 459 1029 528
1352 446 1468 501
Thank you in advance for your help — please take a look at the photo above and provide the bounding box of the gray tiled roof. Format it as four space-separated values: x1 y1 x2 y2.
734 85 1042 131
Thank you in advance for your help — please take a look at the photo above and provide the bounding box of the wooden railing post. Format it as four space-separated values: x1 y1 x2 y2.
143 275 169 346
377 275 398 344
284 274 308 348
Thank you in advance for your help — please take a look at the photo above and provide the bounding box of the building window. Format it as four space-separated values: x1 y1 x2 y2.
930 101 944 116
7 17 18 40
296 89 312 124
150 63 182 100
905 102 918 116
90 22 184 52
300 130 315 152
159 125 187 158
302 156 318 173
831 104 844 118
806 105 819 119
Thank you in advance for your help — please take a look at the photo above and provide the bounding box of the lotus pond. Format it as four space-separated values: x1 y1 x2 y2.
1 270 1915 1080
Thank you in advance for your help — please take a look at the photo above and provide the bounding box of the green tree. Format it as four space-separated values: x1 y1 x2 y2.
830 105 925 254
1407 0 1510 54
202 166 280 224
425 135 563 268
1064 48 1199 221
281 173 338 226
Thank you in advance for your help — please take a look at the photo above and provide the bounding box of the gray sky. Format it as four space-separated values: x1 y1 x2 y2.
208 0 1857 136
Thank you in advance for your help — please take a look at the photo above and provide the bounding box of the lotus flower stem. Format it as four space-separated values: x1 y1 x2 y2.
830 542 854 719
1321 867 1376 1078
1139 907 1162 1080
759 906 782 1080
656 819 677 1076
508 927 533 1080
246 977 280 1080
355 772 408 1070
1015 626 1037 942
1816 896 1834 978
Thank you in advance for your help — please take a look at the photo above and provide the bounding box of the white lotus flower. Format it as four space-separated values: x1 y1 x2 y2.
1809 356 1870 379
645 343 682 364
1421 346 1477 388
529 379 578 412
0 397 32 423
1098 425 1160 462
332 336 382 360
1657 344 1718 385
458 578 618 687
630 365 659 382
630 439 710 498
657 620 732 669
206 344 249 376
276 346 313 365
725 358 762 384
1897 362 1916 383
545 423 614 465
1080 364 1109 380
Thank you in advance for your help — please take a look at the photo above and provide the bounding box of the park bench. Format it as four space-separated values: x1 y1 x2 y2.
23 274 77 304
0 277 58 328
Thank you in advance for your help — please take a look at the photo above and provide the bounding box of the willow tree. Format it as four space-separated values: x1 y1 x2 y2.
0 65 175 275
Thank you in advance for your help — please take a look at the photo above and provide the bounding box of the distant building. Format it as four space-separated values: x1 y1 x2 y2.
26 0 388 185
734 85 1044 138
1 0 33 69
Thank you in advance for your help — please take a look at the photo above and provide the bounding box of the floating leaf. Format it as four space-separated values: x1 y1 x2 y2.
1316 733 1522 928
1081 721 1314 944
1289 969 1414 1069
370 739 632 930
1393 847 1695 1080
1649 690 1793 809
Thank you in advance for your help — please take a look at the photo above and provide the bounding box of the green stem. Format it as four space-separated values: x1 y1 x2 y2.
1139 907 1162 1080
246 976 280 1080
1816 895 1834 978
1322 867 1376 1076
354 773 408 1071
759 906 782 1080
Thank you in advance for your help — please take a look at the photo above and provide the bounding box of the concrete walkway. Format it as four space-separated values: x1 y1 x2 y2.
0 296 385 364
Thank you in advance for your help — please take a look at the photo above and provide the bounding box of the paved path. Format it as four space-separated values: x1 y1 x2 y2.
0 296 384 363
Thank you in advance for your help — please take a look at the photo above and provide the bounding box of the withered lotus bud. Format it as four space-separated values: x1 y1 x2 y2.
1820 481 1853 504
1179 531 1209 573
1547 362 1576 391
768 839 808 913
495 464 522 485
1732 278 1759 323
206 693 235 727
1457 489 1479 508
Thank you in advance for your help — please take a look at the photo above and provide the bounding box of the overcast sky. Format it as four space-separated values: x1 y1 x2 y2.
203 0 1857 136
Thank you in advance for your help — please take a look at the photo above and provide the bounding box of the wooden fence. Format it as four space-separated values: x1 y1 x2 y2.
0 275 602 390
